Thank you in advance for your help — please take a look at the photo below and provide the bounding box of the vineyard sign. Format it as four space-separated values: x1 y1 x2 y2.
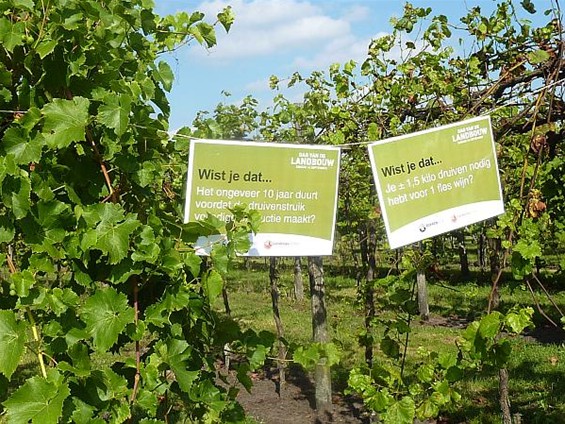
185 139 340 256
368 116 504 249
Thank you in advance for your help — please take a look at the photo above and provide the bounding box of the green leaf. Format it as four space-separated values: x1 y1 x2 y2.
2 127 43 165
69 397 98 424
156 338 199 393
132 225 161 263
86 368 129 403
47 288 80 316
82 204 140 264
493 339 512 366
0 310 27 379
478 312 502 339
416 363 435 383
293 345 320 369
249 345 267 370
196 22 216 47
368 122 381 140
184 251 202 278
0 18 25 52
323 342 342 367
416 399 439 421
235 363 253 392
217 6 235 32
438 351 457 369
0 214 15 243
380 335 400 359
35 38 58 59
445 365 464 382
514 239 542 260
135 160 157 187
4 176 31 219
527 49 550 64
504 307 533 334
510 251 530 280
369 390 394 413
96 218 139 264
97 94 131 136
3 369 70 424
382 396 415 424
11 270 35 297
42 97 90 149
203 269 223 301
12 0 35 11
157 61 174 92
521 0 536 13
81 287 135 352
59 342 92 377
210 243 229 275
107 258 142 284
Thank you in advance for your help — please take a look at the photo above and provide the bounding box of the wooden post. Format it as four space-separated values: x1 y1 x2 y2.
417 269 429 321
269 257 287 394
308 256 332 418
294 256 304 301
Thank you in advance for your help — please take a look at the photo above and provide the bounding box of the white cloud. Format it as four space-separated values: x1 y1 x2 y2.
244 77 271 92
292 33 367 70
343 5 371 22
192 0 367 64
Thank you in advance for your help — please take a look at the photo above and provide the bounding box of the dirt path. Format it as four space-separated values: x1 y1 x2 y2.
234 366 368 424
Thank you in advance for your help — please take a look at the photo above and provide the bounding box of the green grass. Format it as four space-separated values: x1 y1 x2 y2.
219 259 565 423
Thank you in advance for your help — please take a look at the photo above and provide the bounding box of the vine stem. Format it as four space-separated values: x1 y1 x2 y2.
5 248 48 378
130 277 141 404
525 278 559 327
487 71 552 313
26 308 48 378
86 127 118 203
64 89 117 202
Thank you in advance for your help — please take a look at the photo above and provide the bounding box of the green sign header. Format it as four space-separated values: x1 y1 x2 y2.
368 116 504 248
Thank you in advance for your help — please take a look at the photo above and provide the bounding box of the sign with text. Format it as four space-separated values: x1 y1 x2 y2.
368 116 504 249
184 139 340 256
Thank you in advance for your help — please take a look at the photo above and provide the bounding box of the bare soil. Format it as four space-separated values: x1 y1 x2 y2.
232 365 369 424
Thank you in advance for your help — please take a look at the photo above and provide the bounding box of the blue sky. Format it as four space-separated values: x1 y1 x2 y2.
154 0 552 131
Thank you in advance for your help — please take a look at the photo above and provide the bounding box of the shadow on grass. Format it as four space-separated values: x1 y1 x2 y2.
445 365 564 424
510 359 565 423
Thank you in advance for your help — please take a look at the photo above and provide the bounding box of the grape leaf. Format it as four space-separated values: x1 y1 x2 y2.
132 225 161 264
35 38 58 59
0 18 25 52
42 97 90 149
156 338 199 393
81 287 135 352
157 61 174 92
382 396 415 424
12 0 35 11
202 269 223 302
96 214 139 264
217 6 234 32
2 127 43 164
3 369 70 424
478 312 502 339
10 270 35 297
0 310 27 379
97 93 131 136
81 203 140 264
4 176 32 219
0 214 15 243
